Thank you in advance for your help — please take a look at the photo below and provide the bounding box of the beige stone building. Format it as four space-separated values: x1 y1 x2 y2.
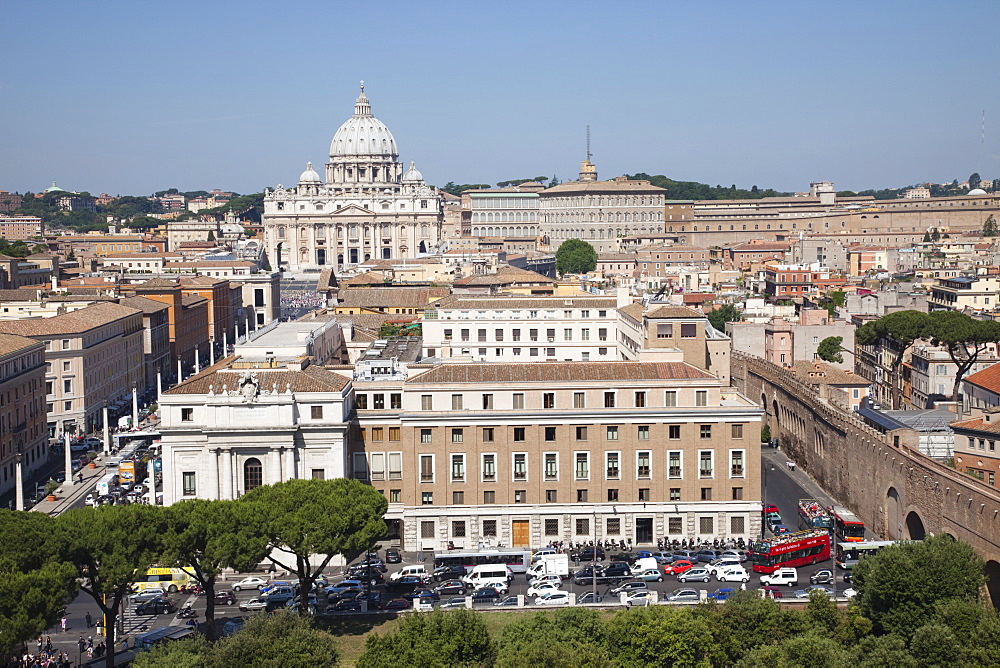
0 333 48 501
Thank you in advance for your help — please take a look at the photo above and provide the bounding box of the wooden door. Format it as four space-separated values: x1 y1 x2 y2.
512 520 530 547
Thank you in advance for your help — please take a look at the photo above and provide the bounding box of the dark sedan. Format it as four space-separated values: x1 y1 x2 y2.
385 576 423 593
433 580 467 596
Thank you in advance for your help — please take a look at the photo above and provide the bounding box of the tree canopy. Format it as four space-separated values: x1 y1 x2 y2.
926 310 1000 401
855 310 932 408
357 608 494 667
555 239 598 276
707 304 742 332
817 336 846 364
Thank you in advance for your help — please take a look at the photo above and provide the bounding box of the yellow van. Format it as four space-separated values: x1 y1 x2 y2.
133 567 195 593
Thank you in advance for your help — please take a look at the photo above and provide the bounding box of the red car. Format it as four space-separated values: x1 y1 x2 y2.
762 504 779 516
381 597 411 611
664 560 696 575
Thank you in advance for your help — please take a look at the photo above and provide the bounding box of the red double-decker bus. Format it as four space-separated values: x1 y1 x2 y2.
830 506 865 542
748 529 831 573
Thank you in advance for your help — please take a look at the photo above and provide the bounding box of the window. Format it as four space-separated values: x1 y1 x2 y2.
451 454 465 481
181 408 193 422
444 328 453 341
576 426 588 440
452 520 466 537
62 360 70 372
731 424 744 439
356 394 368 410
700 424 712 439
606 451 620 479
564 328 572 341
513 453 527 480
420 521 436 539
606 426 618 440
482 394 494 410
544 518 559 535
390 393 402 409
388 427 400 442
669 425 680 439
421 394 432 410
483 491 495 504
575 452 589 480
668 516 682 533
371 427 384 441
544 426 556 441
574 392 585 408
608 488 619 502
637 451 651 478
61 339 70 350
422 492 434 505
389 452 402 480
373 394 385 409
657 323 673 338
665 391 677 407
420 429 432 444
482 427 494 442
731 450 744 477
699 517 714 534
63 379 72 393
732 487 744 500
546 489 558 503
482 518 497 535
461 328 469 342
581 328 590 341
669 488 681 501
244 458 263 491
681 323 697 338
514 490 526 504
482 454 496 481
452 428 464 443
699 451 713 478
604 392 616 408
513 393 524 409
543 392 555 409
696 391 708 407
637 425 649 440
577 489 588 503
311 469 325 480
634 391 646 407
370 453 385 480
546 348 555 357
731 516 746 534
606 517 621 535
453 491 465 505
668 451 682 478
182 472 196 496
420 455 434 482
389 489 400 503
599 327 608 341
478 328 486 342
451 394 463 410
310 405 323 419
701 488 712 501
495 329 503 341
576 518 590 535
639 488 650 502
545 453 558 480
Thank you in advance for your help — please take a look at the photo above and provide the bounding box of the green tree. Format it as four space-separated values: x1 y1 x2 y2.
130 635 212 668
931 228 941 241
357 608 494 667
242 478 387 614
0 511 78 658
969 173 982 190
849 635 917 667
853 535 985 636
211 611 339 667
817 336 846 364
494 608 609 667
926 310 1000 402
922 232 932 243
162 500 269 640
555 239 598 276
907 623 956 667
983 214 997 237
604 605 724 667
707 303 742 331
56 505 167 668
760 423 771 443
855 310 931 408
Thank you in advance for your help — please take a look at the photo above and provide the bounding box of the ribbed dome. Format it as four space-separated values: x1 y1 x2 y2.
329 85 398 158
968 188 988 196
402 161 423 182
298 162 322 184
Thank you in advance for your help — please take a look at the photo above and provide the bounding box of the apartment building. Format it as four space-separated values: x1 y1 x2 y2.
119 296 172 394
130 279 209 373
0 334 48 500
950 409 1000 487
762 263 841 300
0 215 43 240
617 303 731 383
351 360 762 549
928 275 1000 313
421 295 620 362
0 302 143 436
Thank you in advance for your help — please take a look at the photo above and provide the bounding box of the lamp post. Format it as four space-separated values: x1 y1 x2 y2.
14 452 23 511
592 508 598 603
761 464 774 539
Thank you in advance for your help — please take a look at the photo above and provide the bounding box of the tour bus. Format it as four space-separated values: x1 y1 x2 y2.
830 506 866 542
797 499 834 532
433 549 532 574
748 529 831 574
835 540 896 570
132 566 195 593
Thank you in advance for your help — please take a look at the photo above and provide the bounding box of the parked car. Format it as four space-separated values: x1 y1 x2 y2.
678 568 712 583
494 596 520 607
759 567 798 587
135 598 175 615
385 576 424 593
385 548 402 564
664 560 696 576
762 503 779 515
262 586 295 604
570 547 606 562
716 566 750 583
665 588 701 602
810 569 835 585
624 590 653 607
634 568 664 583
381 597 411 611
526 582 562 598
601 562 632 580
706 559 742 575
577 592 604 604
405 589 441 603
129 588 167 604
433 580 467 596
432 565 467 582
609 552 635 563
719 550 748 563
760 586 785 599
772 524 790 536
438 597 468 609
528 573 563 588
795 586 834 599
213 590 236 606
535 591 571 606
231 577 268 592
843 588 857 599
696 549 721 563
650 551 675 565
610 581 649 595
325 579 364 596
238 598 269 611
707 587 737 602
470 588 503 604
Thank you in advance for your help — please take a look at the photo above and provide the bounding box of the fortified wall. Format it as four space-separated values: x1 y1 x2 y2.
731 352 1000 605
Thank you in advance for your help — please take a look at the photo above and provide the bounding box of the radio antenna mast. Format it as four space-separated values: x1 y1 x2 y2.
586 125 592 162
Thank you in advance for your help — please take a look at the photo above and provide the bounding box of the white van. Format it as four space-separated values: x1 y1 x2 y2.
462 565 512 588
389 564 427 582
759 567 798 587
630 557 658 574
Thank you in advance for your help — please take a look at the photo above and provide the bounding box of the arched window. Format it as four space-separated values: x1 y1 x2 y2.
245 458 263 492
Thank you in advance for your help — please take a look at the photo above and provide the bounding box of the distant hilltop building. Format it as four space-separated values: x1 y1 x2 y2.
262 84 443 272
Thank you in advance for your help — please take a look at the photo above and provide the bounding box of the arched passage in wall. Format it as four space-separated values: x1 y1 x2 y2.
886 487 901 539
986 560 1000 609
904 510 926 540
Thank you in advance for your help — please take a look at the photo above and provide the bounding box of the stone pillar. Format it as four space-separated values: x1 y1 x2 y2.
194 347 200 373
102 405 110 455
283 447 296 480
221 448 234 499
271 449 283 485
223 331 228 357
211 449 221 500
148 466 156 506
14 454 24 511
210 341 216 366
64 432 74 487
177 359 183 383
132 387 138 428
156 371 162 402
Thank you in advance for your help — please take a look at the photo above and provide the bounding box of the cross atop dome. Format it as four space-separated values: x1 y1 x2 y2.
354 81 371 117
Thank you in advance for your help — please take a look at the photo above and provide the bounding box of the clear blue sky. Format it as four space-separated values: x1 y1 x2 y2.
2 0 998 196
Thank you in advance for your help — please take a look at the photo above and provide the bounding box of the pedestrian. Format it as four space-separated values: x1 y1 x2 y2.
741 582 747 591
85 611 92 628
60 616 67 633
37 636 42 653
78 636 85 656
122 636 129 651
46 635 52 653
790 462 796 472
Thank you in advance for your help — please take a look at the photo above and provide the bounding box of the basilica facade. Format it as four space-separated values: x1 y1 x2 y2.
262 86 443 272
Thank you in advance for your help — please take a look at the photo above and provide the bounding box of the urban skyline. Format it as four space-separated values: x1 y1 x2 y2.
2 1 999 196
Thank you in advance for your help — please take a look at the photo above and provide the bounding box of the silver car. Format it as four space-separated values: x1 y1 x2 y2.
665 588 701 602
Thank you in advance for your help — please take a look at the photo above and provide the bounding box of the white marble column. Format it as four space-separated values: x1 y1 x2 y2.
132 387 138 428
211 449 221 500
194 348 200 373
14 454 24 511
156 371 162 402
271 449 283 485
177 359 183 383
102 405 110 454
283 447 296 481
221 448 234 499
63 432 74 487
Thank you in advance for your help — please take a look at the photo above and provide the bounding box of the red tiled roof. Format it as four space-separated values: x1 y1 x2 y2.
964 363 1000 394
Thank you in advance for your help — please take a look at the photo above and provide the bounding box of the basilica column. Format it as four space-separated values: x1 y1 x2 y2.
283 446 296 480
211 448 221 500
221 447 234 499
